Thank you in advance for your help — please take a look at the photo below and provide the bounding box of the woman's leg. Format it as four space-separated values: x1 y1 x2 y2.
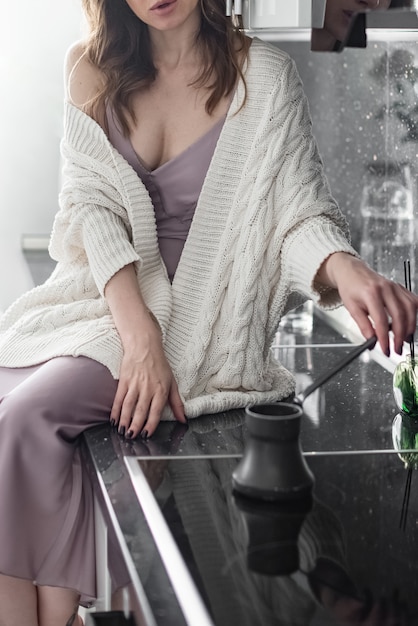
0 366 44 626
0 574 38 626
0 357 118 626
37 586 82 626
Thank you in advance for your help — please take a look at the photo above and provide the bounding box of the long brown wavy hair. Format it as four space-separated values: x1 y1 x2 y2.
80 0 248 134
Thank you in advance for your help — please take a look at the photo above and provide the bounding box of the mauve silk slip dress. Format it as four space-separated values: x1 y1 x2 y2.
0 108 225 605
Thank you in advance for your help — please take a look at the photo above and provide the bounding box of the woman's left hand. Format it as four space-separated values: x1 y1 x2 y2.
317 253 418 357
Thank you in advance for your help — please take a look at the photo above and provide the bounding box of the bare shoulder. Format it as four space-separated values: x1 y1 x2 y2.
64 39 104 110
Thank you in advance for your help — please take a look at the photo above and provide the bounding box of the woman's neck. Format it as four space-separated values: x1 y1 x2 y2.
149 12 201 70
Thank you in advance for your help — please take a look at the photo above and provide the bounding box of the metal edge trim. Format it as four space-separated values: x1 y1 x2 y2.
128 450 405 459
83 446 158 626
304 449 408 456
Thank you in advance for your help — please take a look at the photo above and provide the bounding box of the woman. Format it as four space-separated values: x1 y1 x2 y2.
0 0 417 624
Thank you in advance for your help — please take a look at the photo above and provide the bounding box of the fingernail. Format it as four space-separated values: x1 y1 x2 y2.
126 430 134 439
118 426 126 436
140 429 149 440
110 419 116 427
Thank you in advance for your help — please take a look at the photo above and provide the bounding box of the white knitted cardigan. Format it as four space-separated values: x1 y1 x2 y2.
0 39 356 418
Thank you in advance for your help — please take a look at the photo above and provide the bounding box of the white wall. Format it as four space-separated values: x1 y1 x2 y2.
0 0 83 310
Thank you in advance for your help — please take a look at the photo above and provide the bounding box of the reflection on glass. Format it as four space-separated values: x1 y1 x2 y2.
232 491 313 576
311 0 392 52
146 455 413 625
392 411 418 468
391 411 417 531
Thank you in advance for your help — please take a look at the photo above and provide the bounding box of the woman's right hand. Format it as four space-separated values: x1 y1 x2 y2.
104 264 186 439
110 322 185 439
316 253 418 357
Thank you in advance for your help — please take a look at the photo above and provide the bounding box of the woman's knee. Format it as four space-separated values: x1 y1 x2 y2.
0 357 117 434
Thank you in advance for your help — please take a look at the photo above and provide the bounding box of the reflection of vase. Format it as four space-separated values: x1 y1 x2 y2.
392 412 418 470
360 161 415 288
232 491 313 576
393 355 418 417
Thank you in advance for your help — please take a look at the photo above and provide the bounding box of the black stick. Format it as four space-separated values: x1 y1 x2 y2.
404 260 415 360
399 467 412 532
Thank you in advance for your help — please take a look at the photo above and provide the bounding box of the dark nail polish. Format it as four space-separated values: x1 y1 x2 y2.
140 429 149 440
126 430 134 439
110 419 116 427
119 426 126 436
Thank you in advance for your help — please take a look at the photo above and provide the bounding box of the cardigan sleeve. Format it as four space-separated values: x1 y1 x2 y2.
49 202 141 297
280 216 359 308
49 142 141 297
267 56 359 307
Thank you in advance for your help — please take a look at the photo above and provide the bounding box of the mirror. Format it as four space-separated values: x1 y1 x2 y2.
311 0 416 52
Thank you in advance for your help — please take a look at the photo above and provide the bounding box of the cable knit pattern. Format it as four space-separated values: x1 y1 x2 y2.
0 39 357 418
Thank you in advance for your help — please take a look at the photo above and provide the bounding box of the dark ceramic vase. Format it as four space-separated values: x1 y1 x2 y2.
232 403 314 501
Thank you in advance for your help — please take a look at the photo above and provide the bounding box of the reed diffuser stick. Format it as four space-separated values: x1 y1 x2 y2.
404 260 415 360
399 467 412 531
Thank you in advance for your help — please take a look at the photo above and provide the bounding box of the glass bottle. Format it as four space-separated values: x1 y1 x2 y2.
360 160 415 288
393 355 418 417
